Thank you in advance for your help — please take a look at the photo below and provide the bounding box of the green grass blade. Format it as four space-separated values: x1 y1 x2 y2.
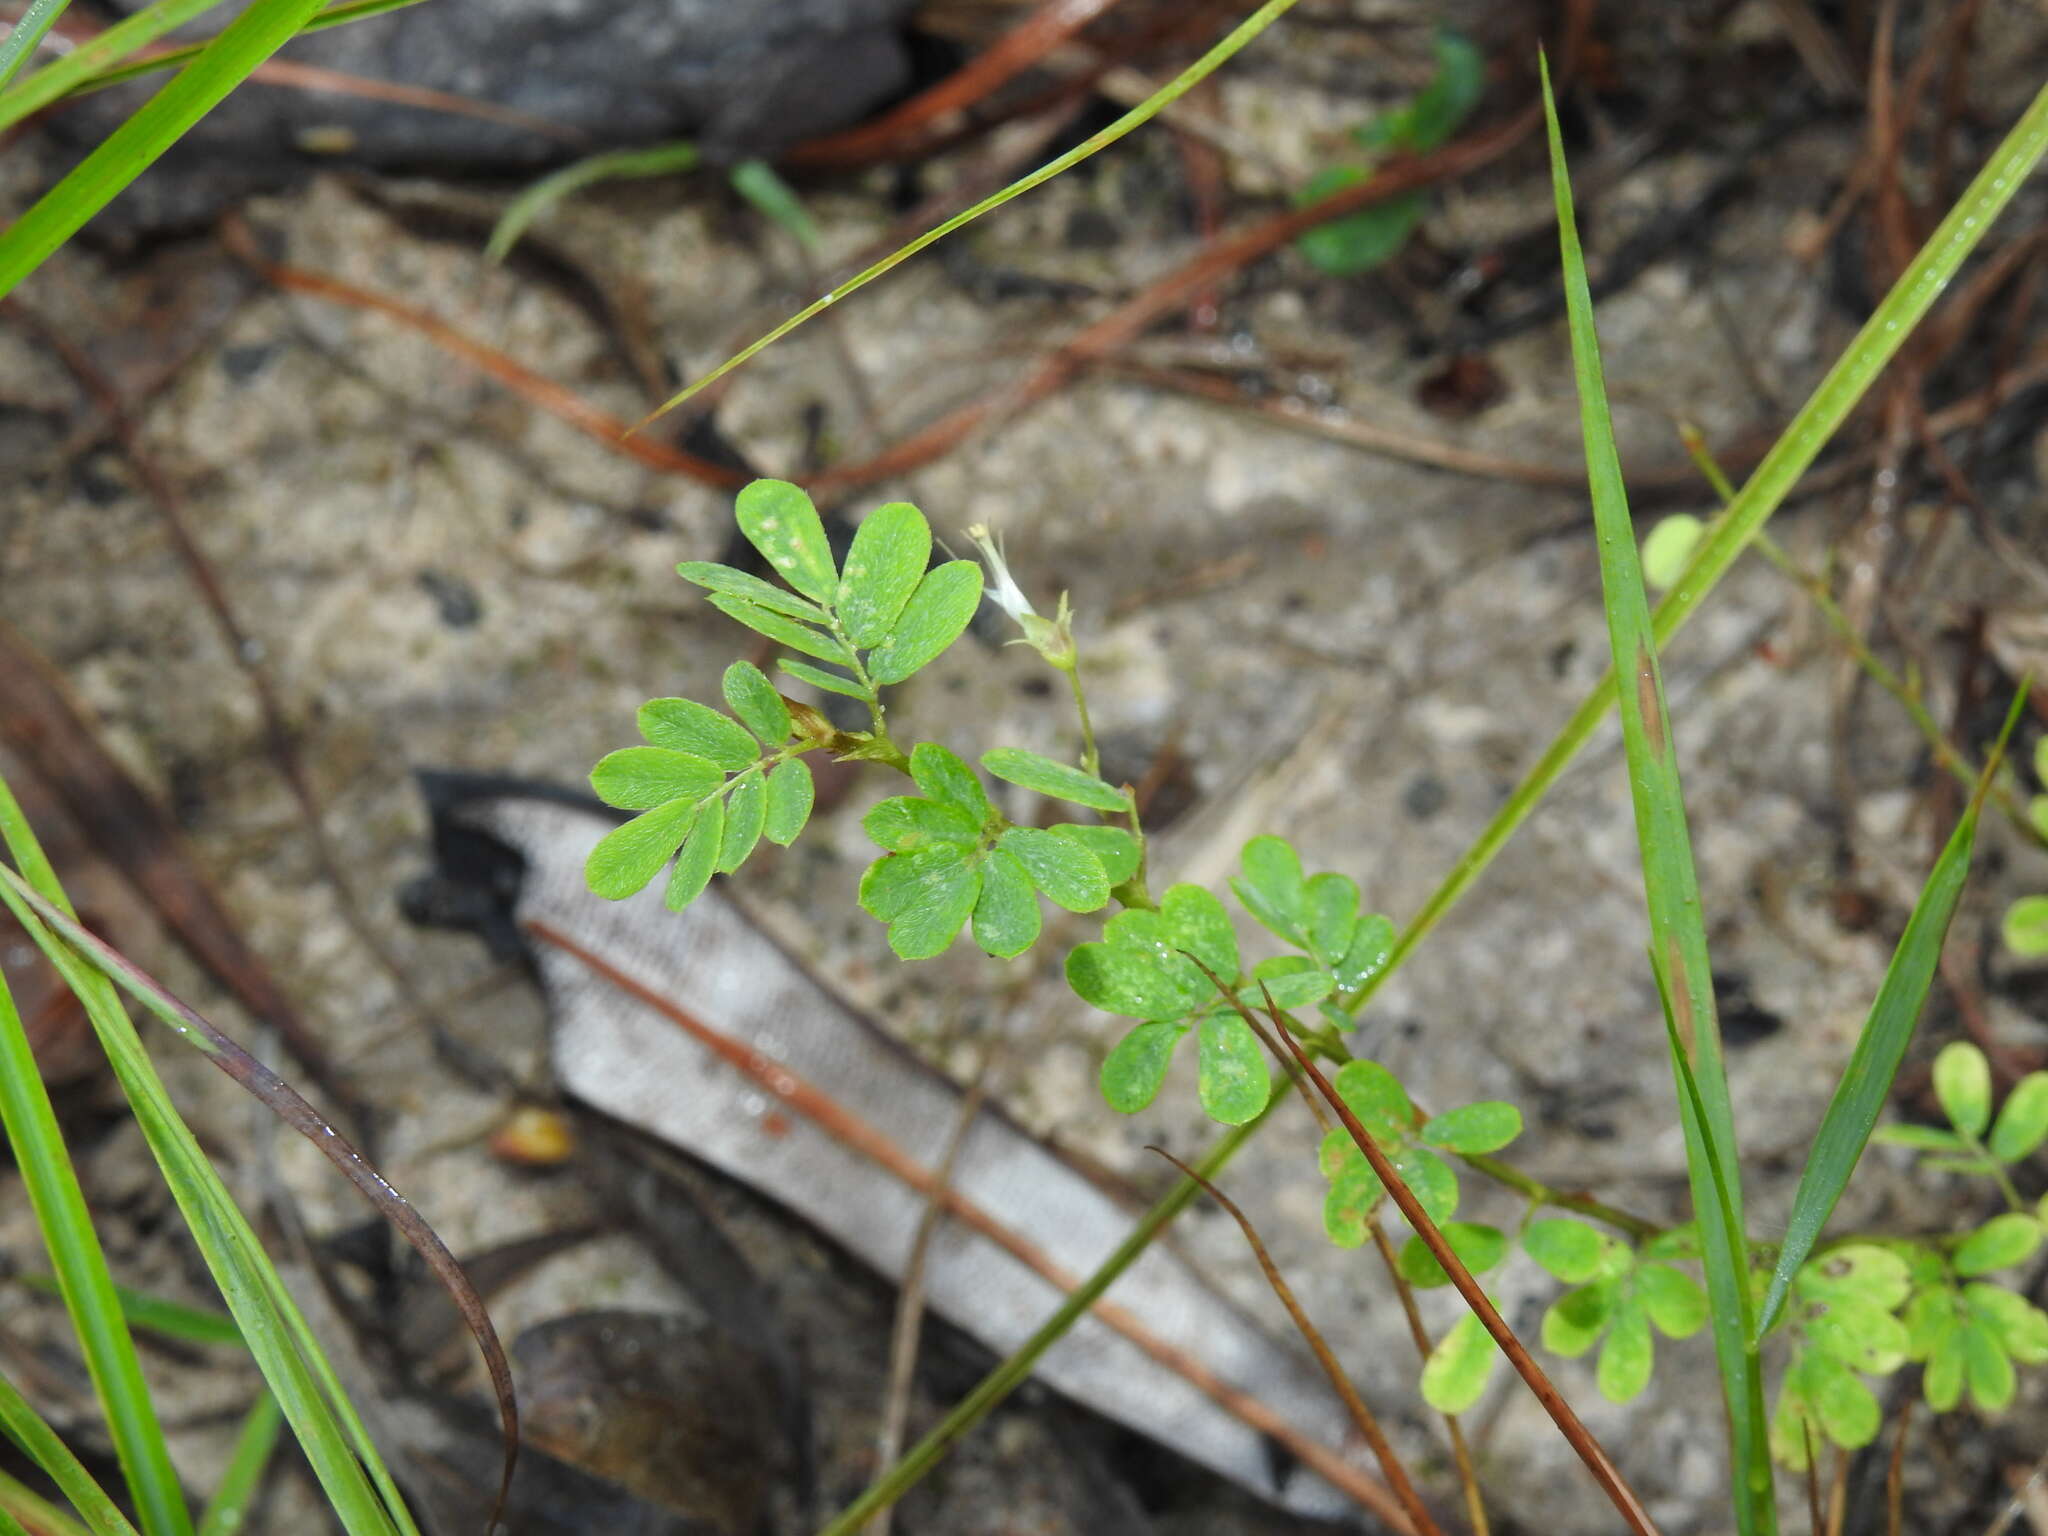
1541 55 1772 1530
0 939 190 1529
1349 78 2048 1018
195 1393 282 1536
0 785 405 1536
636 0 1303 425
485 138 698 262
0 0 73 91
0 0 224 129
729 158 819 252
818 1107 1273 1535
42 0 430 103
1756 690 2027 1338
0 1467 94 1536
0 0 326 299
17 1276 245 1349
0 1369 140 1535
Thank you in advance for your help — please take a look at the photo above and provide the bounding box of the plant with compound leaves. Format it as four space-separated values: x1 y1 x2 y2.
587 474 2048 1502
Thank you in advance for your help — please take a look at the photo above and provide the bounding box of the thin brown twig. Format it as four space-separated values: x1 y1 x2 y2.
1804 1422 1824 1535
1366 1220 1489 1536
1886 1393 1912 1536
1826 1445 1849 1536
1266 1021 1662 1536
1148 1147 1445 1536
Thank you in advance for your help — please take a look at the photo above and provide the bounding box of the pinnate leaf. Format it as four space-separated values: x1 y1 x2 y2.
2003 894 2048 958
1387 1143 1459 1225
1331 912 1395 993
1303 871 1360 965
980 747 1130 813
1241 955 1331 1011
1543 1281 1613 1357
1067 925 1202 1021
868 561 982 684
735 479 837 603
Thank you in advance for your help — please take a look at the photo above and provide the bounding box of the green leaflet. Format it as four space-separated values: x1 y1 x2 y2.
837 502 931 648
723 661 792 745
1101 1020 1184 1113
637 698 757 769
979 747 1129 813
971 849 1040 959
735 479 838 604
868 562 983 685
762 759 814 846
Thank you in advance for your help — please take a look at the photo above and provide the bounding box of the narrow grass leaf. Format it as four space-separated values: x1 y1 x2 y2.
1544 56 1769 1527
0 1369 137 1535
17 1276 243 1349
0 0 329 300
1756 703 2018 1335
0 0 224 132
637 0 1305 424
0 1467 92 1536
0 910 188 1532
0 0 72 91
729 158 819 252
486 140 697 261
196 1392 282 1536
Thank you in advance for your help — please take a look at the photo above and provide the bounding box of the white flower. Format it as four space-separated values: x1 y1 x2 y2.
967 524 1037 621
967 523 1075 670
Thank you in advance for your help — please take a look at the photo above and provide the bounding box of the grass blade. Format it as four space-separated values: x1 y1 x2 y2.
1756 688 2028 1337
0 1467 94 1536
485 139 698 262
0 923 189 1530
1349 79 2048 1019
0 0 326 299
0 783 406 1535
1541 54 1772 1531
633 0 1303 426
0 1370 139 1535
0 0 72 91
195 1393 283 1536
17 1277 245 1349
0 0 225 130
39 0 430 104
